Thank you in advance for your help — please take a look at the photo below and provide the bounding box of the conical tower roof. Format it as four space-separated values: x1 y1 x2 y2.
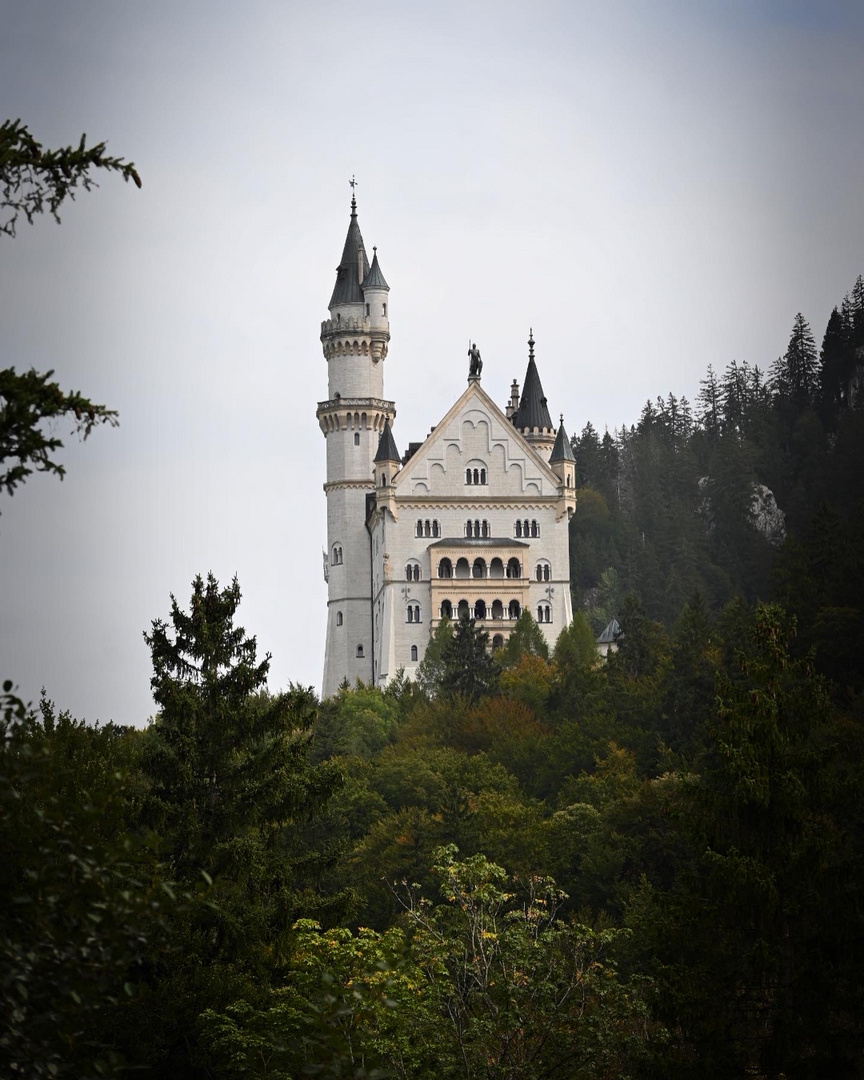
550 416 576 463
329 194 370 307
362 247 389 290
374 418 400 463
511 330 553 432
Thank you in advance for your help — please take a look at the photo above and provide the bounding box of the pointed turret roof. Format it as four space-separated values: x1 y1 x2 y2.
362 247 389 290
374 418 400 463
550 415 576 463
511 329 553 432
329 194 371 307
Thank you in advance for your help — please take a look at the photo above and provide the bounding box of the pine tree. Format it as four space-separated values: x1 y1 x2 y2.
142 573 340 873
498 610 549 667
819 306 850 421
771 313 819 405
697 364 721 441
441 614 499 699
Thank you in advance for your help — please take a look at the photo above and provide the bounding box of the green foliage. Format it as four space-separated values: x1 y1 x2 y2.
497 608 549 665
0 118 140 237
415 615 452 698
439 613 499 699
0 367 118 506
0 689 173 1080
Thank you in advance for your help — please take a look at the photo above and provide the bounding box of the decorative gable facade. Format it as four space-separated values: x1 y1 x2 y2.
319 200 575 697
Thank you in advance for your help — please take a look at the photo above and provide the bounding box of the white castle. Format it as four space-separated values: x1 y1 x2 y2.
318 196 576 697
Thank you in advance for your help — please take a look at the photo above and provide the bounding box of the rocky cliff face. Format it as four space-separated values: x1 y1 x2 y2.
749 484 786 546
698 477 786 546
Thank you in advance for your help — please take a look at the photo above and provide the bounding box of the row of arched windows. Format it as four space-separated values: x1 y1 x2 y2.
465 467 487 485
406 604 421 623
438 556 522 579
440 599 523 621
537 604 552 623
415 519 441 537
406 563 421 581
536 562 550 581
515 520 540 538
465 519 490 538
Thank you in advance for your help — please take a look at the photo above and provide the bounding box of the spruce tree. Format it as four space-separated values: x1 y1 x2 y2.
771 313 819 405
441 613 499 699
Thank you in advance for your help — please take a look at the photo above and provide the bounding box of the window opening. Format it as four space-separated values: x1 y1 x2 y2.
336 611 343 626
356 644 364 658
411 645 418 661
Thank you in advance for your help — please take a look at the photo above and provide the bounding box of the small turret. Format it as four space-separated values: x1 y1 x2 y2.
505 379 520 419
362 247 390 360
374 418 400 518
550 415 577 520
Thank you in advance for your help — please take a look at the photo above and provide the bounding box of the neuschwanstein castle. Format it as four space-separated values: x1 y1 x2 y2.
319 196 576 697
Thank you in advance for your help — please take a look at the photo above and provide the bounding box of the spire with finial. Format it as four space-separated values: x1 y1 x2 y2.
511 327 553 437
329 178 370 308
550 413 576 464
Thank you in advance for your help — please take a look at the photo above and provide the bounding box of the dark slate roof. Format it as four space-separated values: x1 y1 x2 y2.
597 618 621 644
329 199 370 307
402 441 423 465
550 418 576 463
362 247 389 291
511 333 554 432
428 538 529 548
374 419 400 463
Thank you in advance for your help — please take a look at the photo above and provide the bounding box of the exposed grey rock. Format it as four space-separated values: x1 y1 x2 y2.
697 476 786 546
750 483 786 545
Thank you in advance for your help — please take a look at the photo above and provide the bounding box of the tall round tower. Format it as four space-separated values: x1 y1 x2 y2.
317 194 395 696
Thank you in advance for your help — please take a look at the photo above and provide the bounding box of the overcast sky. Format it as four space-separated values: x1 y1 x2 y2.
2 0 863 725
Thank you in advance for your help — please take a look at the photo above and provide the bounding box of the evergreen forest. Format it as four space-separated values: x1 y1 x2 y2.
4 251 864 1077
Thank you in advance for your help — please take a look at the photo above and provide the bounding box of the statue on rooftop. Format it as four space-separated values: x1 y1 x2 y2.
468 342 483 378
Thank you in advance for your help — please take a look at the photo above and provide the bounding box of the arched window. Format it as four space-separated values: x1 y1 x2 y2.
531 520 539 537
336 611 343 626
492 634 504 649
411 645 418 661
506 557 521 579
332 544 343 565
406 562 420 582
457 599 470 620
523 520 530 537
356 644 364 658
490 558 504 578
475 599 487 619
424 520 431 537
432 520 440 537
354 432 360 446
473 468 480 485
537 604 551 623
466 520 473 538
416 520 423 538
515 520 523 538
441 599 453 619
480 468 487 485
472 558 486 579
407 606 413 623
408 604 420 623
491 599 504 620
536 562 550 582
455 557 470 579
482 520 489 538
465 468 472 484
474 520 481 537
509 600 521 620
438 558 453 579
380 473 386 487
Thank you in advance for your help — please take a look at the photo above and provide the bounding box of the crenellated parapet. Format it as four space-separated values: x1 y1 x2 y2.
316 396 396 435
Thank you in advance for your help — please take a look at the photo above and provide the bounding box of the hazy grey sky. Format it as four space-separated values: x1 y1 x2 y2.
2 0 863 724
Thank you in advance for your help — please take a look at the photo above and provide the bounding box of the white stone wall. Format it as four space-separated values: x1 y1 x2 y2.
370 384 573 685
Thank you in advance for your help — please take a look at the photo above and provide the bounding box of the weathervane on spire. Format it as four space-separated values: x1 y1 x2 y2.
349 174 357 213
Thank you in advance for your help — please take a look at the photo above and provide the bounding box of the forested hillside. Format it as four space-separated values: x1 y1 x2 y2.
3 277 864 1079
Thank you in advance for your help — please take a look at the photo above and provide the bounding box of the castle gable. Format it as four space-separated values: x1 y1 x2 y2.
394 381 559 500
